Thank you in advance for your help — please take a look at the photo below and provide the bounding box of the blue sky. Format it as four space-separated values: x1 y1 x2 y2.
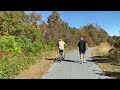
25 11 120 36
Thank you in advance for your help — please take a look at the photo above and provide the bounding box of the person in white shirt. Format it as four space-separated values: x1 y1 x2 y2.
57 39 67 62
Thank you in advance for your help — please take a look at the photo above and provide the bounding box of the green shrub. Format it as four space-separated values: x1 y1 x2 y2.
0 28 48 79
0 52 43 79
108 48 120 65
114 41 120 48
0 36 21 54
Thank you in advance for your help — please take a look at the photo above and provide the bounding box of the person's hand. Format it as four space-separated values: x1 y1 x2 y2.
65 45 68 47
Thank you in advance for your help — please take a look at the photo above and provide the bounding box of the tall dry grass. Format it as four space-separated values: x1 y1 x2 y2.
95 42 113 56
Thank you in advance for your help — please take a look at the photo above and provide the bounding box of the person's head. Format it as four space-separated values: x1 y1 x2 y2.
59 39 63 41
80 37 83 40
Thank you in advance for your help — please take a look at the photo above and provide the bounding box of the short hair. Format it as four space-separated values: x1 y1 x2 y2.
59 39 62 41
80 37 83 40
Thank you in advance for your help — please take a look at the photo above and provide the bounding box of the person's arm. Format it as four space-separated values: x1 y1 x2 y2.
64 42 67 47
57 42 59 47
85 43 88 50
78 42 80 47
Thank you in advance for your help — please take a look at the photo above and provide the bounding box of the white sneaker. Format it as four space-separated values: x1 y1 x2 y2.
80 60 83 64
83 60 86 63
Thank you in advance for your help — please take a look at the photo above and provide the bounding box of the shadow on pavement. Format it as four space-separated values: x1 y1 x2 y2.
63 59 80 63
45 58 80 63
45 58 57 60
94 71 120 79
102 71 120 79
45 58 58 62
87 56 111 63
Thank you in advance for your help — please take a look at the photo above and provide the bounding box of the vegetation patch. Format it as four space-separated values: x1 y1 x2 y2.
92 41 120 79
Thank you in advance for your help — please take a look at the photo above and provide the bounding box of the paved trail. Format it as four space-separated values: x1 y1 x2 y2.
42 48 111 79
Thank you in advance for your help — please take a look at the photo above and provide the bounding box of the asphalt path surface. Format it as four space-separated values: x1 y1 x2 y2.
42 48 111 79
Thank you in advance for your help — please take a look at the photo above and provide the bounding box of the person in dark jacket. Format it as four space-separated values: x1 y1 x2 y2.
78 37 88 64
